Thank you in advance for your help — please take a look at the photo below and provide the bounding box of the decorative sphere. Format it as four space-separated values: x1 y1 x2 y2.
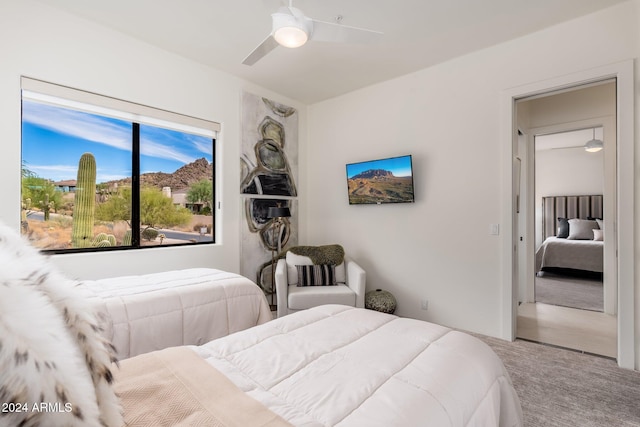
365 289 397 314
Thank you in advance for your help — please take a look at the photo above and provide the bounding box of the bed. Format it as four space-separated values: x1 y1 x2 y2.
114 304 523 426
535 195 604 275
0 219 521 427
79 268 272 359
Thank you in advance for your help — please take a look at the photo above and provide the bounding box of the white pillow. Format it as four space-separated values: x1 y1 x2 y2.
285 252 346 285
593 229 604 241
567 218 599 240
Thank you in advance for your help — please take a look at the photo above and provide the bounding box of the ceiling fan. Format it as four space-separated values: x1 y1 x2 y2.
242 0 383 66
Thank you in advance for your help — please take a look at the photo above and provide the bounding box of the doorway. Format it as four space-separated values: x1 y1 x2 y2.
532 128 606 314
500 61 635 369
514 85 617 357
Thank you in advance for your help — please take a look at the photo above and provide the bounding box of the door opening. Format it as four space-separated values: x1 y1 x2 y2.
501 60 635 369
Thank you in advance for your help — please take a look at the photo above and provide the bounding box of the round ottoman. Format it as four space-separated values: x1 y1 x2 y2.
365 289 397 314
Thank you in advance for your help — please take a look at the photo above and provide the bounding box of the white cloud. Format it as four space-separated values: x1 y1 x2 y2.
140 137 196 164
97 173 130 182
188 135 214 157
23 101 213 166
23 102 131 151
28 164 77 181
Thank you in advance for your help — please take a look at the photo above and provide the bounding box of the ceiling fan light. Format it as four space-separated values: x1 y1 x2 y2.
584 127 603 152
584 139 603 152
272 10 309 48
274 26 308 48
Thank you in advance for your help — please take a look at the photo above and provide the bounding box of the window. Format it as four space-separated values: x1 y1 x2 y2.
20 78 219 252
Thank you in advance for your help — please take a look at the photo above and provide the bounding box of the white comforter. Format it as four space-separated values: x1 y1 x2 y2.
80 268 272 359
193 305 523 427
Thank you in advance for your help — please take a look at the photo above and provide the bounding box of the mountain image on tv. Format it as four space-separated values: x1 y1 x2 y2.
346 155 415 205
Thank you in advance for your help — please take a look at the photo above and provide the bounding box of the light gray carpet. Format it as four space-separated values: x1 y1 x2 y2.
535 273 603 312
476 335 640 426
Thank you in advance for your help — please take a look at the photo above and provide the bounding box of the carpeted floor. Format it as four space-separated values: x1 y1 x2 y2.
535 272 603 312
476 335 640 426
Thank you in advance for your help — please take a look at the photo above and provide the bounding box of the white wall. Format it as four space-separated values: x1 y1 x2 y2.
0 0 306 279
306 0 639 346
535 147 604 200
534 147 604 245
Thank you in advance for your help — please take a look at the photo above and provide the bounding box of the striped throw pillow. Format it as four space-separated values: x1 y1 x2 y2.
295 264 337 287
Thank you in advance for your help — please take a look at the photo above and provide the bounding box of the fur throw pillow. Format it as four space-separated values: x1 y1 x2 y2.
0 223 122 427
289 244 345 265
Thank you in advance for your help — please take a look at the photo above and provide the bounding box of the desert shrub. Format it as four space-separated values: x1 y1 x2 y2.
141 227 159 241
192 223 212 234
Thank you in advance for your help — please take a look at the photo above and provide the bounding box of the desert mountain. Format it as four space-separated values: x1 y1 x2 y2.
108 158 213 190
351 169 394 179
348 169 413 204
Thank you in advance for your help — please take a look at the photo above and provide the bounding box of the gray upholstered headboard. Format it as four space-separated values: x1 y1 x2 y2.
542 195 603 239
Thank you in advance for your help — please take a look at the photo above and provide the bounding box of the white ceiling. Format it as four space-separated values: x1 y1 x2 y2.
35 0 627 104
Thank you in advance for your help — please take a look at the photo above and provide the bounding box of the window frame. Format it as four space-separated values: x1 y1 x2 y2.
21 77 220 254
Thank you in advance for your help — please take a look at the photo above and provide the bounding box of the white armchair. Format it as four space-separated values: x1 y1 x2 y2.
275 248 366 318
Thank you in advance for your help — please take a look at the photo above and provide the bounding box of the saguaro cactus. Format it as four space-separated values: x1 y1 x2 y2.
123 230 132 246
39 193 53 221
21 198 31 234
71 153 97 248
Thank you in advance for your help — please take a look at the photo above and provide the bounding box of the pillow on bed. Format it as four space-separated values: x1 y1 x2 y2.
596 218 603 230
556 217 569 238
567 218 599 240
593 229 604 241
296 264 337 286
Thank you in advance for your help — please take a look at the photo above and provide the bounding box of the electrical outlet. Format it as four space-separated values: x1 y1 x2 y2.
420 299 429 310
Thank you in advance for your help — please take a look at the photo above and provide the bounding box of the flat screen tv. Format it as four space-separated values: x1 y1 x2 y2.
346 154 415 205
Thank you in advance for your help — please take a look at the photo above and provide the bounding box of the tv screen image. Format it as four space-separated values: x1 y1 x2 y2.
346 155 415 205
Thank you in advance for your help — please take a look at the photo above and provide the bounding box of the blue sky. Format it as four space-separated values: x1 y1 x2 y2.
21 100 213 183
346 155 413 178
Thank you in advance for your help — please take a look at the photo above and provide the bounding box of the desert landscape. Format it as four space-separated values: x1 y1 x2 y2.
347 169 414 204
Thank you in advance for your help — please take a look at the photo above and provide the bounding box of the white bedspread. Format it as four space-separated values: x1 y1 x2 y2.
193 305 523 427
80 268 272 359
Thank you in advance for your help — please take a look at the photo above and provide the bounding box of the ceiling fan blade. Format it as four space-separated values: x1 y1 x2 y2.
242 35 280 66
286 5 305 20
311 19 383 44
550 146 582 150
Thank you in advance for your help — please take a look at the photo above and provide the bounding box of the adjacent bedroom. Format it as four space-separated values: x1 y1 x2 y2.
514 81 617 359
